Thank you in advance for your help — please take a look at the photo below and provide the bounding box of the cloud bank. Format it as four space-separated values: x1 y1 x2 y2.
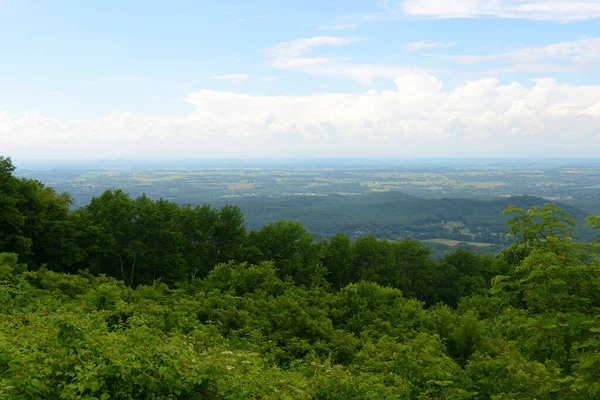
2 73 600 159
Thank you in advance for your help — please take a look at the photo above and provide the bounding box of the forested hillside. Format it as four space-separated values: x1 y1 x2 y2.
213 191 592 243
2 155 600 398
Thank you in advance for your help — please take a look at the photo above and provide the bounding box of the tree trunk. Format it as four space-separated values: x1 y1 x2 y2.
130 254 136 286
119 255 126 281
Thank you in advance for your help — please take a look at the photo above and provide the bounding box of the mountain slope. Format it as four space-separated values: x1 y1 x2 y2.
214 192 592 241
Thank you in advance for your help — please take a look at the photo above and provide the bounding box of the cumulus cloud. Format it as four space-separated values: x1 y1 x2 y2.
2 74 600 159
267 36 417 84
401 0 600 21
404 40 459 51
209 73 250 83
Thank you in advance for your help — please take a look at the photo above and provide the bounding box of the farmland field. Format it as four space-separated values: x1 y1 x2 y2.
16 158 600 211
422 239 496 247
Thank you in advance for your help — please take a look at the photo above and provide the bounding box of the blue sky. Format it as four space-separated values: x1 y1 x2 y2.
2 0 600 159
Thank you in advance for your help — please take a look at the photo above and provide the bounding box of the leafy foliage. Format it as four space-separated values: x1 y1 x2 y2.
1 156 600 398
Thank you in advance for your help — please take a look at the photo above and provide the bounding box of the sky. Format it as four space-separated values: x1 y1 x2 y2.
1 0 600 159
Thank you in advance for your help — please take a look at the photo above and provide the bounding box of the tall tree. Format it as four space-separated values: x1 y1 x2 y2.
248 220 315 283
212 205 246 264
323 232 353 289
83 190 139 283
0 157 30 257
180 204 219 280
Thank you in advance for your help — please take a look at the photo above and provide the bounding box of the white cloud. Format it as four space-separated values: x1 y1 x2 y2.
2 74 600 159
459 37 600 64
272 56 346 69
316 23 357 31
404 40 459 51
457 37 600 73
261 76 277 82
401 0 600 21
209 73 250 83
267 36 362 58
267 36 418 84
485 63 598 75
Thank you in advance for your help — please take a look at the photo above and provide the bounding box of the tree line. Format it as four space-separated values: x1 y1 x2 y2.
2 156 515 307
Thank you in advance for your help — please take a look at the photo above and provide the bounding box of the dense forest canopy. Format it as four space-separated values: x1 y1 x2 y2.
2 155 600 398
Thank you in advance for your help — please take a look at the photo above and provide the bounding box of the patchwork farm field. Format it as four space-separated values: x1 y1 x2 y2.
18 158 600 210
